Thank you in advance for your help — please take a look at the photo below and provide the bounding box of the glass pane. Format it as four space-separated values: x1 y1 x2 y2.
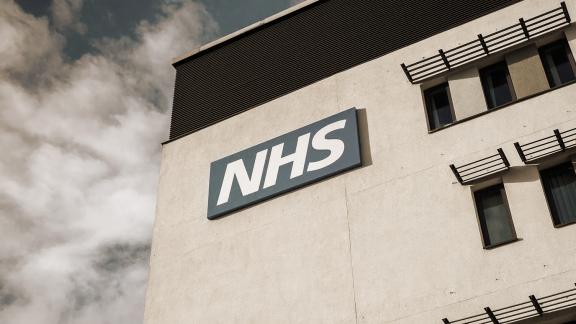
541 163 576 226
475 185 516 246
480 62 513 109
540 40 576 87
425 84 453 130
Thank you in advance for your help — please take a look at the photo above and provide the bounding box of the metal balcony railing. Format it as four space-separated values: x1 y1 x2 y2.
450 149 510 185
442 283 576 324
514 126 576 163
401 2 572 83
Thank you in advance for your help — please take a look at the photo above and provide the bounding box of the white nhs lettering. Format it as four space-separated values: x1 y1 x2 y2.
216 119 347 206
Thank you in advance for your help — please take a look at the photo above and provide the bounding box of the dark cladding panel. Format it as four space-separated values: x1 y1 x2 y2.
169 0 522 140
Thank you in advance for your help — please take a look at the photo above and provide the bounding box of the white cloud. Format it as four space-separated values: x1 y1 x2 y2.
0 2 63 78
0 0 217 323
50 0 86 33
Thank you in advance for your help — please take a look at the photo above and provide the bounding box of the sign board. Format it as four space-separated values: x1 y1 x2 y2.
207 108 362 220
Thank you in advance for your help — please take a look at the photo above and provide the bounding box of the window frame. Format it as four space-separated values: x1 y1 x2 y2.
473 183 518 249
479 61 517 110
539 162 576 228
422 82 456 131
538 38 576 88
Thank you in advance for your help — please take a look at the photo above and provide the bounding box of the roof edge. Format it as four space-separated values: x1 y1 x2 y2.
171 0 321 67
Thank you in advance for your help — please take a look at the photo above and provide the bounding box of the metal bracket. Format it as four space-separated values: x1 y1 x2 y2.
498 148 510 168
439 49 451 70
561 1 571 23
478 34 490 55
519 18 530 39
400 63 413 83
485 307 500 324
554 129 566 151
529 295 544 316
514 142 527 163
449 164 463 184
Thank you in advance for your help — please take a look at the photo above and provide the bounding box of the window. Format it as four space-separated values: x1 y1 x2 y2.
539 39 576 88
540 162 576 227
424 83 454 130
480 61 515 109
474 184 517 248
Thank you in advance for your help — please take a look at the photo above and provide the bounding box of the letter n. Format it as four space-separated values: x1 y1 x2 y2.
217 149 268 206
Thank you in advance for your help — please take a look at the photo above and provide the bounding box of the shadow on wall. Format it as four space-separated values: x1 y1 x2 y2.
357 108 373 167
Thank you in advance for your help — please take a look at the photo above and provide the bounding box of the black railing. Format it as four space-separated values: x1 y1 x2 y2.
402 2 572 83
450 149 510 185
514 126 576 163
442 283 576 324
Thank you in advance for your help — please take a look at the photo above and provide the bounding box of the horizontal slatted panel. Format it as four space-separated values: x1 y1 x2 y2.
169 0 521 140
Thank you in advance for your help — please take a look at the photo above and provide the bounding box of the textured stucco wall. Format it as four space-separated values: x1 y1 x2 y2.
448 67 486 120
506 45 550 98
145 1 576 323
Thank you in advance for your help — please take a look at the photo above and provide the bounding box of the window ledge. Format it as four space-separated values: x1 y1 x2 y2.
428 80 576 134
483 237 522 250
554 220 576 228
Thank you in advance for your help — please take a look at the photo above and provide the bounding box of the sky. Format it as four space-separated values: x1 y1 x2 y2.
0 0 302 323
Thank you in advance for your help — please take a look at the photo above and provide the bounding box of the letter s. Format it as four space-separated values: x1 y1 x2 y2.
307 120 346 172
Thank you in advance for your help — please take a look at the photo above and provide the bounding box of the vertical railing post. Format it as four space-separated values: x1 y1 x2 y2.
401 63 414 83
478 34 490 55
561 2 571 23
485 307 500 324
498 148 510 168
519 18 530 39
439 49 451 70
529 295 544 316
450 164 463 184
554 129 566 151
514 142 527 163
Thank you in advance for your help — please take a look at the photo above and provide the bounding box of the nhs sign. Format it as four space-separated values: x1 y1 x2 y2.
207 108 362 220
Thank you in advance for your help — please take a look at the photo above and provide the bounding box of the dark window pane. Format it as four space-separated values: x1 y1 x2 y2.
474 184 516 247
540 39 576 88
540 163 576 226
480 61 514 109
424 83 453 130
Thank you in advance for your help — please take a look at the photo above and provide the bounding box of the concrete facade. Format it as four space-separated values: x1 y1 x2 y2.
448 68 487 120
505 45 550 98
145 1 576 323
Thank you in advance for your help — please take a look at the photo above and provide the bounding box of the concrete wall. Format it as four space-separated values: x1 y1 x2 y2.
448 68 487 120
505 45 549 98
145 1 576 323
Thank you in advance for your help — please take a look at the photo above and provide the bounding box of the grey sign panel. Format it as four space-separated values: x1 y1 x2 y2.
207 108 361 220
